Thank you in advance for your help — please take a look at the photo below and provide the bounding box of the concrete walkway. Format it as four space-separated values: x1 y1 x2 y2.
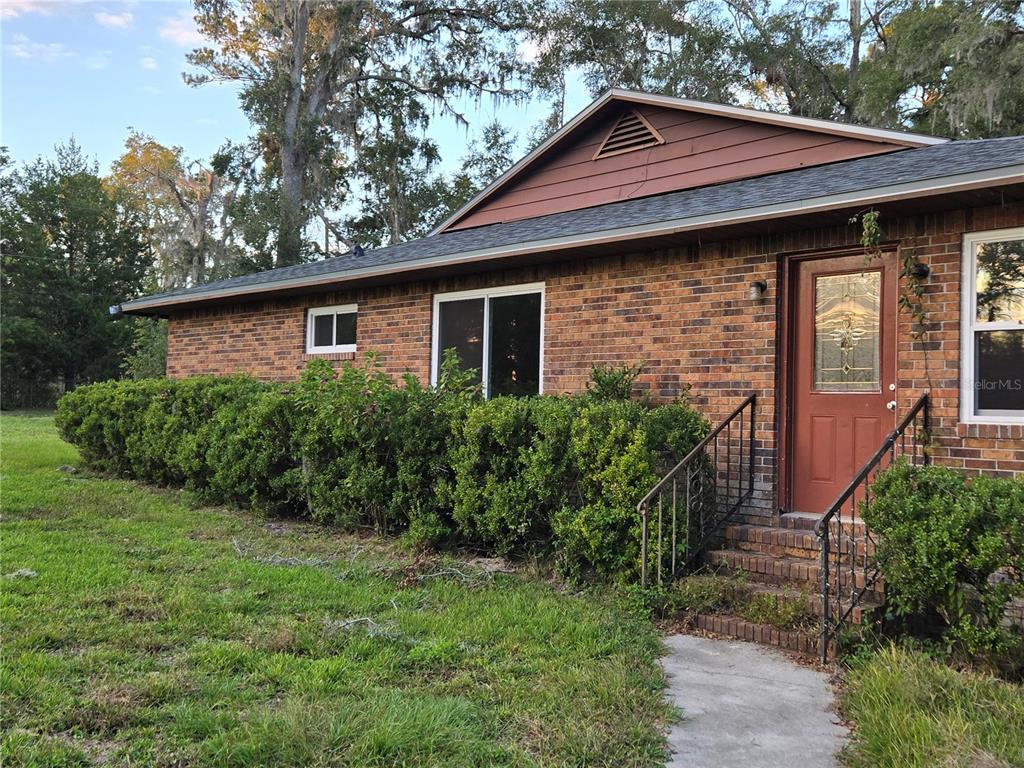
660 634 849 768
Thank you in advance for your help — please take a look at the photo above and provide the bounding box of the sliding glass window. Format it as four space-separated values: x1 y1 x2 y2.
433 284 543 397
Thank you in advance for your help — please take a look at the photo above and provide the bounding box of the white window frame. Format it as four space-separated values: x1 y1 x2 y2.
960 226 1024 425
306 303 358 354
431 282 545 397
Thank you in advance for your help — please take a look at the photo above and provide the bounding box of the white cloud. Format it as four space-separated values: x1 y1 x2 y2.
4 33 73 63
83 49 112 69
159 9 203 46
94 10 133 29
139 56 157 69
0 0 53 20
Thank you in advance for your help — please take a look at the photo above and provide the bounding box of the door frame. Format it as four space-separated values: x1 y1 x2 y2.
776 242 900 513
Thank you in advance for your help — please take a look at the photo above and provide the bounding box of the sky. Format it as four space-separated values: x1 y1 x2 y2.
0 0 592 176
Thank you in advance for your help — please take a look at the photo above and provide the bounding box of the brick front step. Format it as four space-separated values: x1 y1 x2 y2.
691 612 827 657
744 583 882 626
778 513 868 538
724 523 876 564
707 549 885 596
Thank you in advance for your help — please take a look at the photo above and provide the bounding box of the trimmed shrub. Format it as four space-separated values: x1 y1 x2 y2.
56 359 709 580
450 395 576 555
864 460 1024 657
204 387 304 516
554 400 708 580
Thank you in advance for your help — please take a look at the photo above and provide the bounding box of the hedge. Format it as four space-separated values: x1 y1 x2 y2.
865 460 1024 658
56 355 709 580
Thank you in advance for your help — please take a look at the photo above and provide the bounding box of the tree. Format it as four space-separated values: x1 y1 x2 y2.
441 120 518 216
724 0 854 119
340 86 446 248
0 142 149 396
122 316 168 380
109 131 245 289
856 1 1024 138
186 0 533 267
343 117 519 246
530 0 738 101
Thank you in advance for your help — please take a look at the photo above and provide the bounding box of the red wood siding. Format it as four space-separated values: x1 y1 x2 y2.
447 104 905 231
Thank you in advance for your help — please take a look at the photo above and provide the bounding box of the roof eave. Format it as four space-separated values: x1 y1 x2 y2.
120 163 1024 317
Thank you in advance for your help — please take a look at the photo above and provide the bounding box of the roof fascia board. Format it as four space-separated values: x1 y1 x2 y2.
431 88 948 235
608 89 948 148
122 164 1024 314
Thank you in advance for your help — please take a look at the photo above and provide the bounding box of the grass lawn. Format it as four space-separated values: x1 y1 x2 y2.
0 413 671 767
840 646 1024 768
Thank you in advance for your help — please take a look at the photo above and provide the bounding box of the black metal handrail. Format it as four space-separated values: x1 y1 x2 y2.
639 394 756 587
815 392 929 662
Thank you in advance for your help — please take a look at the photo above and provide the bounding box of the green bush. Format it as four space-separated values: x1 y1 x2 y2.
449 392 708 576
204 386 305 516
864 460 1024 657
555 400 708 580
56 359 709 580
450 395 576 554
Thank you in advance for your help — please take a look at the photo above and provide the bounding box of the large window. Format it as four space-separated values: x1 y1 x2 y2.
961 228 1024 423
306 304 357 354
432 284 543 397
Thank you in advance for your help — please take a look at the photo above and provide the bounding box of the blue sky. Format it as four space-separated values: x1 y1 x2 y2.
1 0 592 176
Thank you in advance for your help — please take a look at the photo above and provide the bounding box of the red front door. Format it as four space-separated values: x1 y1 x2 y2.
789 252 898 513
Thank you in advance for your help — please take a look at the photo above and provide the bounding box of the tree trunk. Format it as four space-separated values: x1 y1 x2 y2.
276 0 311 268
278 146 305 267
847 0 862 122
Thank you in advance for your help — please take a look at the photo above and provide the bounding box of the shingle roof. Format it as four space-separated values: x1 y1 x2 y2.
122 135 1024 312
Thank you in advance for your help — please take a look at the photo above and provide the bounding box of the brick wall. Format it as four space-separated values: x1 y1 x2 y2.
167 200 1024 511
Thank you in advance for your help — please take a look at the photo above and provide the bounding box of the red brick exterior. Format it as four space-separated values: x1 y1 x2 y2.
168 200 1024 513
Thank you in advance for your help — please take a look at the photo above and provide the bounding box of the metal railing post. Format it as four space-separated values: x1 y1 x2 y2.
640 502 648 588
820 526 831 664
815 393 929 660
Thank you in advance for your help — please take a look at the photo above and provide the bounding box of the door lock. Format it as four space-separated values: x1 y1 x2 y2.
886 400 897 411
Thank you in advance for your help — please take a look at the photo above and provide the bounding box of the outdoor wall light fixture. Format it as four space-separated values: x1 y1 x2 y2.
748 280 768 300
909 262 930 279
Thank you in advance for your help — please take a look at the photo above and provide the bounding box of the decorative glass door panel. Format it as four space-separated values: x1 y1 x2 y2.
813 271 881 392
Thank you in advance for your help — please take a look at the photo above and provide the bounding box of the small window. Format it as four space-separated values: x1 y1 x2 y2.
961 228 1024 424
432 284 543 397
306 304 357 354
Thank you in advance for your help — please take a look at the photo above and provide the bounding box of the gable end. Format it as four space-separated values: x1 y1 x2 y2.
437 90 946 234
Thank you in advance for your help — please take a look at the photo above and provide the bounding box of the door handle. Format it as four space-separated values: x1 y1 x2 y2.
886 400 897 411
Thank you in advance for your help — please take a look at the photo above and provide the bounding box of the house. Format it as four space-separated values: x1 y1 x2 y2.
117 89 1023 654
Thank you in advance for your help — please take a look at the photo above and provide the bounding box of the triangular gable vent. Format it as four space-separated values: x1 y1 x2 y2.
593 109 665 160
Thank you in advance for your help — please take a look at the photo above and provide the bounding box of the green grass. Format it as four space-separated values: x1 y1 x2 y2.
660 573 816 631
840 645 1024 768
0 413 671 767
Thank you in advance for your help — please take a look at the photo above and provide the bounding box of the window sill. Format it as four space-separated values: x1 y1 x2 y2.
302 351 356 362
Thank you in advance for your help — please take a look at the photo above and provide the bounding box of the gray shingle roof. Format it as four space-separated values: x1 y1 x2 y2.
123 135 1024 310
